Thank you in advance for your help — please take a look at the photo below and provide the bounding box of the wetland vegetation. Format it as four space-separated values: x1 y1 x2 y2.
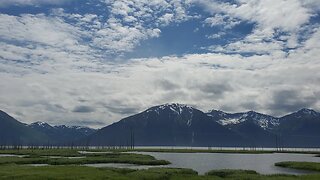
0 148 320 179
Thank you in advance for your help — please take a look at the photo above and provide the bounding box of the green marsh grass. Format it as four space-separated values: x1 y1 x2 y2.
275 161 320 172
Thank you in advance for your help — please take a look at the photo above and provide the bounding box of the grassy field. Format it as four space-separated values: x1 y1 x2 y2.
1 165 320 179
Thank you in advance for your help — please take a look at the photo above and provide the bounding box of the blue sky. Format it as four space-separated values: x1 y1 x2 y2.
0 0 320 127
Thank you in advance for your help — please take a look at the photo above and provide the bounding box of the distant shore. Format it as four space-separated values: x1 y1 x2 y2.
1 146 320 154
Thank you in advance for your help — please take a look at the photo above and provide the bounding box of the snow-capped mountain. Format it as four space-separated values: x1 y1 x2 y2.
1 105 320 147
145 103 195 126
54 125 96 136
207 110 280 130
87 103 245 146
29 121 54 130
28 122 97 144
275 108 320 133
282 108 319 119
147 103 194 115
206 110 281 147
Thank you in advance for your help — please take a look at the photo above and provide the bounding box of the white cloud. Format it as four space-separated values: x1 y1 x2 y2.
0 14 85 50
204 14 241 29
197 0 311 31
93 0 194 53
158 13 174 26
0 0 319 128
196 0 316 55
206 32 226 39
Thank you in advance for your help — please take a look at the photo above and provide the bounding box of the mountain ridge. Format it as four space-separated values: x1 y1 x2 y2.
86 104 320 147
1 104 319 147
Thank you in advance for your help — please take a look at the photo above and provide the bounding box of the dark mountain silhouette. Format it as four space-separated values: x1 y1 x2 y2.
87 104 245 147
274 108 320 147
87 105 320 147
1 105 320 147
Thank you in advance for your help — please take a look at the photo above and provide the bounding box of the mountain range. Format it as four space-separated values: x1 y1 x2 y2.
86 104 320 148
1 104 320 147
28 122 96 145
0 110 96 146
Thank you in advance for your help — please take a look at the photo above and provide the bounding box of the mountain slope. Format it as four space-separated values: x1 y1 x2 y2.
275 108 320 147
87 104 245 146
207 110 279 147
0 110 49 145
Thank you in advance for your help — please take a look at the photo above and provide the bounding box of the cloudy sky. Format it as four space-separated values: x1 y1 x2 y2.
0 0 319 128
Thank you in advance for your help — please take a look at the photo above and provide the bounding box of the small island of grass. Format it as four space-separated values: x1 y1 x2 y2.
0 149 170 166
275 161 320 172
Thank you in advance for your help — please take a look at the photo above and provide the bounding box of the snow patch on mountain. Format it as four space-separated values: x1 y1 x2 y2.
147 103 194 115
29 121 53 129
145 103 195 126
217 118 246 125
208 110 280 130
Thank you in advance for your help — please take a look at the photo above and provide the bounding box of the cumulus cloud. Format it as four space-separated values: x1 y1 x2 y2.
204 14 241 29
196 0 315 55
0 0 319 128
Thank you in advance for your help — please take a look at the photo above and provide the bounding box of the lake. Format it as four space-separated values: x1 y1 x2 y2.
86 152 320 175
136 152 320 175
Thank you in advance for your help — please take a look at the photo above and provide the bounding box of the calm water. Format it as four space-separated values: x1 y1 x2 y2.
86 152 320 175
136 152 320 175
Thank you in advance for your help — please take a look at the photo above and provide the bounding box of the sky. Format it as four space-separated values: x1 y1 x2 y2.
0 0 320 128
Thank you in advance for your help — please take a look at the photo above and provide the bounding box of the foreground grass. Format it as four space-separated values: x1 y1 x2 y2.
205 169 300 179
275 161 320 172
0 165 198 180
1 165 320 180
